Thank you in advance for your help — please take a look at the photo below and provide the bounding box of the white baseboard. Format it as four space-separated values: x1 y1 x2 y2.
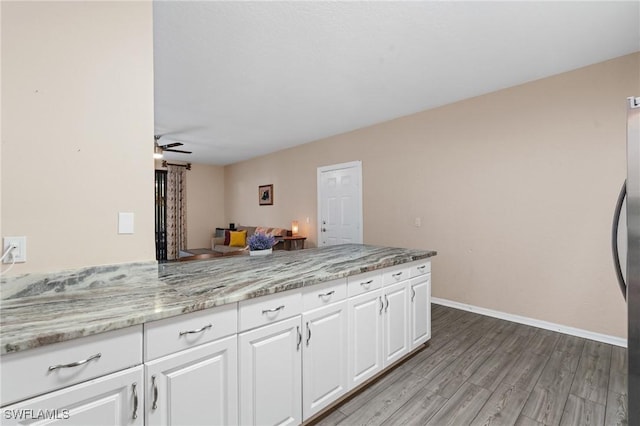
431 297 627 348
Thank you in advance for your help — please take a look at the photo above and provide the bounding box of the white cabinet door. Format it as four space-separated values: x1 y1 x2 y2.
410 275 431 349
1 366 143 426
382 281 410 366
239 316 302 426
347 289 383 389
302 301 348 420
145 335 237 426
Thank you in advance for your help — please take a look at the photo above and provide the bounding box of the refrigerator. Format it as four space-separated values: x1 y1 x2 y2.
613 96 640 424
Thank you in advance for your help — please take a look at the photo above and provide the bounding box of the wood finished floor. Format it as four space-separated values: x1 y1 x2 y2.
316 304 628 426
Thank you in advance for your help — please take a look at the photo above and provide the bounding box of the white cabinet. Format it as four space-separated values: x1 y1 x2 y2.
347 262 430 391
302 300 348 420
1 326 142 407
382 280 410 366
1 366 143 425
239 316 302 426
410 274 431 349
145 335 237 426
347 288 384 389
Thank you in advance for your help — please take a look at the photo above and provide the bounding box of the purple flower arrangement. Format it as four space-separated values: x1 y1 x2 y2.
247 232 276 251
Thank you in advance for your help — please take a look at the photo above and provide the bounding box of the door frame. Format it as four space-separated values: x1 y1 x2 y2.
316 161 363 246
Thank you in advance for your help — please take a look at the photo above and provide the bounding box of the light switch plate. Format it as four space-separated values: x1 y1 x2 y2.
118 212 135 234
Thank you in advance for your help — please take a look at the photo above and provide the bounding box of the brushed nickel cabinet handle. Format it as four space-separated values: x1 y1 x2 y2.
152 375 159 410
411 287 416 302
262 305 285 314
417 265 426 270
132 382 138 420
179 323 212 336
48 353 101 371
306 322 311 347
385 295 389 312
392 272 403 278
296 326 302 351
318 290 335 298
379 296 383 315
360 280 373 287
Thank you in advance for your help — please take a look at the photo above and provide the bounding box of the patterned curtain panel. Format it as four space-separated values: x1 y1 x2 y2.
166 165 187 260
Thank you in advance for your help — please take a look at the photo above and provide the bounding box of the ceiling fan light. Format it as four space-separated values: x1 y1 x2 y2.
154 146 164 159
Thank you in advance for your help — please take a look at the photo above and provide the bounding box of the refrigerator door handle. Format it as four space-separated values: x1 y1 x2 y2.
612 180 627 301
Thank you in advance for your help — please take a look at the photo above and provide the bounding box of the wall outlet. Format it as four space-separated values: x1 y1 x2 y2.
3 236 27 263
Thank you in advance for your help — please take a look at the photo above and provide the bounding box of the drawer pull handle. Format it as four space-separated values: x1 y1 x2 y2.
152 375 159 410
48 353 101 371
379 296 383 315
296 326 302 351
179 323 212 336
417 265 426 270
318 290 335 298
132 382 138 420
392 272 403 278
385 295 390 312
360 280 373 286
262 305 285 315
306 322 311 346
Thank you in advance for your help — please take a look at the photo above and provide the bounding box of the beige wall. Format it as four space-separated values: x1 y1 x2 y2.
1 1 155 274
226 53 640 338
186 163 225 248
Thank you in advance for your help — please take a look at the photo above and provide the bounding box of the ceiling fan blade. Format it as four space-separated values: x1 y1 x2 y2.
160 142 183 149
164 148 192 154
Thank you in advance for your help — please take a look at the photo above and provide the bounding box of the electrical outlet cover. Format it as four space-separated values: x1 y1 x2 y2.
3 236 26 263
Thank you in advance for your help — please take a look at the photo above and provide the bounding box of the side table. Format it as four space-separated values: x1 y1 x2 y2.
282 236 306 251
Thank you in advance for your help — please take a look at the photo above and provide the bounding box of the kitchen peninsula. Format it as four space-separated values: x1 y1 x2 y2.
1 244 436 425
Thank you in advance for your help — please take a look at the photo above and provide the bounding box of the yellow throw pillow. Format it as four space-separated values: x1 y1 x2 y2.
229 230 247 247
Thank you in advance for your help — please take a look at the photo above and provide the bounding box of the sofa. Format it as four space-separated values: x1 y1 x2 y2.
211 225 291 254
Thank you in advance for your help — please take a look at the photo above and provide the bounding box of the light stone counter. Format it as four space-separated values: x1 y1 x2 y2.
0 244 436 354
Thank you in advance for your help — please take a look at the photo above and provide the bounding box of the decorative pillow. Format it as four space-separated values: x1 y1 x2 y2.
271 228 285 237
229 230 247 247
255 226 270 235
223 230 231 245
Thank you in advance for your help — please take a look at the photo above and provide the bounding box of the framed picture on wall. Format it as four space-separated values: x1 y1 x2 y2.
259 184 273 205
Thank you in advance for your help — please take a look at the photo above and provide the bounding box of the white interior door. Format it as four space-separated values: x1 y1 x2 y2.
317 161 363 246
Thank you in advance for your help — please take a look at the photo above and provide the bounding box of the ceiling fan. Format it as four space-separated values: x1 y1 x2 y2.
154 135 192 158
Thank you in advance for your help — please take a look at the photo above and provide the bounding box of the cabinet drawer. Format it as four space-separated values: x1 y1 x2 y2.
302 278 347 312
382 266 410 286
409 261 431 278
0 325 142 407
238 290 302 332
144 303 237 361
347 270 382 297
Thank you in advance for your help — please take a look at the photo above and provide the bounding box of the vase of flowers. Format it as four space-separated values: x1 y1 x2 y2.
248 232 276 256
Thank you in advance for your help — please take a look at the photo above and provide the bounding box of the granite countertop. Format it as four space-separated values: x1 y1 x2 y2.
0 244 436 355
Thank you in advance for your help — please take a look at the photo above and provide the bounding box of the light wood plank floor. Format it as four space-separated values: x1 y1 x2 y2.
315 304 627 426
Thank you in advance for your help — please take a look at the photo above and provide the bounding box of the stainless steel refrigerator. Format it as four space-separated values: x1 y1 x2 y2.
613 96 640 423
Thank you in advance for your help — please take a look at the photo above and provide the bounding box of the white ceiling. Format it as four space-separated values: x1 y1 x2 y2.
153 1 640 165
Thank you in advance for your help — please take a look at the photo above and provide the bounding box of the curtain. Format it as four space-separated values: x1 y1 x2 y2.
166 165 187 260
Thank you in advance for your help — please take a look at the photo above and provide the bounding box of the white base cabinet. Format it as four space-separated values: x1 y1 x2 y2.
302 300 348 419
382 280 410 366
410 275 431 349
145 335 238 426
239 316 302 426
1 366 143 426
347 289 384 389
